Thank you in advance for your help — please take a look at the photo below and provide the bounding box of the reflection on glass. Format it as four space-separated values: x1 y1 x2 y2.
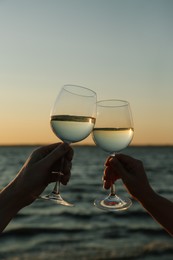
40 84 97 206
92 99 134 211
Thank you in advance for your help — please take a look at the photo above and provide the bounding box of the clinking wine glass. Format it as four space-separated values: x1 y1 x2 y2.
92 99 134 211
40 84 97 206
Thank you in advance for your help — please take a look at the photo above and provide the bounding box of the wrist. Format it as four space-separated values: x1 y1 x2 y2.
0 181 27 233
0 180 27 213
137 187 158 207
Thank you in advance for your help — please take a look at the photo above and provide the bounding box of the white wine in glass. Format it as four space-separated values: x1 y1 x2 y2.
92 99 134 211
40 84 97 206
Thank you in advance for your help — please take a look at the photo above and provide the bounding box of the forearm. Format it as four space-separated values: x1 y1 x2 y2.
138 190 173 236
0 181 24 233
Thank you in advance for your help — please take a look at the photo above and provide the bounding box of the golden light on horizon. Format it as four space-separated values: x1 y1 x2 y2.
0 1 173 146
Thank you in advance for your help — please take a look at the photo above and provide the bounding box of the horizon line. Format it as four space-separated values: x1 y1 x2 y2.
0 143 173 147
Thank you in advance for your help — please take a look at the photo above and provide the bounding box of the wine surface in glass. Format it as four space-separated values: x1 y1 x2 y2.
93 127 134 153
51 115 96 143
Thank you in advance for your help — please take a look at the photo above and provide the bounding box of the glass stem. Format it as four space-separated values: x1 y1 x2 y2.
52 156 65 195
110 183 116 196
110 152 116 196
53 181 60 195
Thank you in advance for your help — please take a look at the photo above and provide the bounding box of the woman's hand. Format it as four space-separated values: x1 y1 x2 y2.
103 154 153 201
0 143 74 233
8 142 74 207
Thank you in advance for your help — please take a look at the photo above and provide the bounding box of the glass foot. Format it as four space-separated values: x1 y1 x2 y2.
94 194 132 211
40 192 74 207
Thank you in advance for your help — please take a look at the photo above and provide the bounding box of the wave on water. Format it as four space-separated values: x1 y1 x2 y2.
1 146 173 260
1 241 173 260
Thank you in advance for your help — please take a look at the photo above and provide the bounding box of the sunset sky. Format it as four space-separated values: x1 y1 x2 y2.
0 0 173 146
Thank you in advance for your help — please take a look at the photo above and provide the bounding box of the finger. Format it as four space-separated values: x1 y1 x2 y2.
106 157 128 179
104 166 116 180
61 171 71 185
41 143 71 167
61 160 72 185
103 179 112 189
104 156 114 166
49 170 71 185
103 167 120 186
29 143 62 164
63 160 72 173
52 158 72 174
65 148 74 161
48 171 64 183
51 159 72 184
103 165 120 190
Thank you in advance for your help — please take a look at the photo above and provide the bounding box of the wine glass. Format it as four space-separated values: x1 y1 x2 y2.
92 99 134 211
40 84 97 206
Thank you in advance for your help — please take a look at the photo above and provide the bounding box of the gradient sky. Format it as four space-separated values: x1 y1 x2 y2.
0 0 173 145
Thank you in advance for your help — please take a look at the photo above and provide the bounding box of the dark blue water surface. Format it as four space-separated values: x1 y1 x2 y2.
0 145 173 259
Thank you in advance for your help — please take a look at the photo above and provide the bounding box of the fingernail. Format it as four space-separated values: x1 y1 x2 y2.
105 158 113 166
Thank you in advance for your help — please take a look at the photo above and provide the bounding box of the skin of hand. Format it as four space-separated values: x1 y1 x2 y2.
0 142 73 233
16 142 73 205
1 142 74 209
103 154 154 201
103 154 173 236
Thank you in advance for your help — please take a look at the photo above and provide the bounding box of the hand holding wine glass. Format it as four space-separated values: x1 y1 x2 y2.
92 99 134 211
40 84 97 206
